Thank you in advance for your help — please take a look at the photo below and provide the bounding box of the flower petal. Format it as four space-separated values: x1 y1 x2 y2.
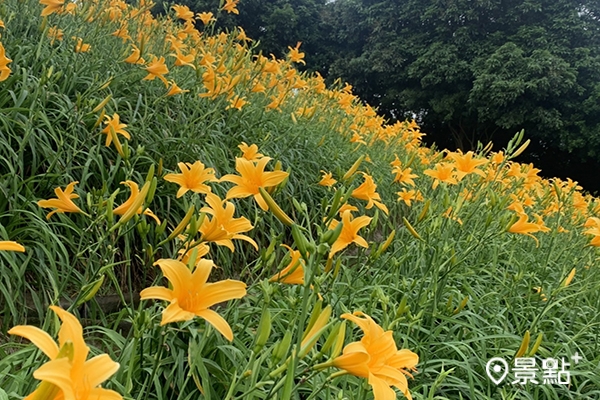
368 372 397 400
160 300 196 325
7 326 59 359
155 259 192 299
140 286 174 302
332 350 370 378
33 358 76 400
195 308 234 341
83 354 120 388
196 280 246 310
0 241 25 252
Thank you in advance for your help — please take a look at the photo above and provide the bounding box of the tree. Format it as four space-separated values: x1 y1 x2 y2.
324 0 600 171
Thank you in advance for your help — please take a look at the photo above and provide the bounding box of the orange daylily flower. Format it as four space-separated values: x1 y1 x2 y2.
170 49 195 69
166 80 188 96
583 217 600 246
0 42 12 81
446 150 487 180
177 239 210 268
288 42 305 65
39 0 64 16
423 163 458 189
351 173 389 215
222 0 239 14
143 56 169 86
37 181 82 219
196 12 214 25
164 161 218 198
226 95 248 110
113 181 160 224
331 312 418 400
236 27 251 42
220 157 289 211
238 142 264 161
329 210 372 258
508 213 549 246
397 189 421 207
73 37 91 53
101 113 131 147
269 245 305 285
392 165 418 186
140 258 246 341
318 171 337 187
199 192 258 251
171 4 194 21
0 241 25 252
9 306 121 400
47 26 64 44
124 45 145 64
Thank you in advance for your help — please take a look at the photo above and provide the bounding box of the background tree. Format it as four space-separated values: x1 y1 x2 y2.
322 0 600 190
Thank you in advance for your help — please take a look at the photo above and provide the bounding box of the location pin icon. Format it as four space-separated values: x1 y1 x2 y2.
486 357 509 385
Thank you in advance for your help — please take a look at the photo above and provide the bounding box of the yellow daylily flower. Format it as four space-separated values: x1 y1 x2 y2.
124 45 145 64
222 0 239 14
446 150 487 180
47 26 64 44
72 37 91 53
164 161 218 198
9 306 121 400
196 12 215 25
0 241 25 252
238 142 263 161
269 245 305 285
220 157 289 211
140 258 246 341
288 42 305 65
508 213 548 246
166 80 188 96
171 4 194 21
101 113 131 147
329 210 372 258
423 163 458 189
199 192 258 251
37 181 82 219
143 56 169 86
351 173 388 215
113 181 160 224
0 42 12 81
39 0 64 16
332 312 418 400
318 171 337 187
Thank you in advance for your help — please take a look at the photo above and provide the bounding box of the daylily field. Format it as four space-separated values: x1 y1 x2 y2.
0 0 599 399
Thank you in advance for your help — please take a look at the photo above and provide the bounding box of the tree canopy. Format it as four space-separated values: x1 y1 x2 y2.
324 1 600 156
